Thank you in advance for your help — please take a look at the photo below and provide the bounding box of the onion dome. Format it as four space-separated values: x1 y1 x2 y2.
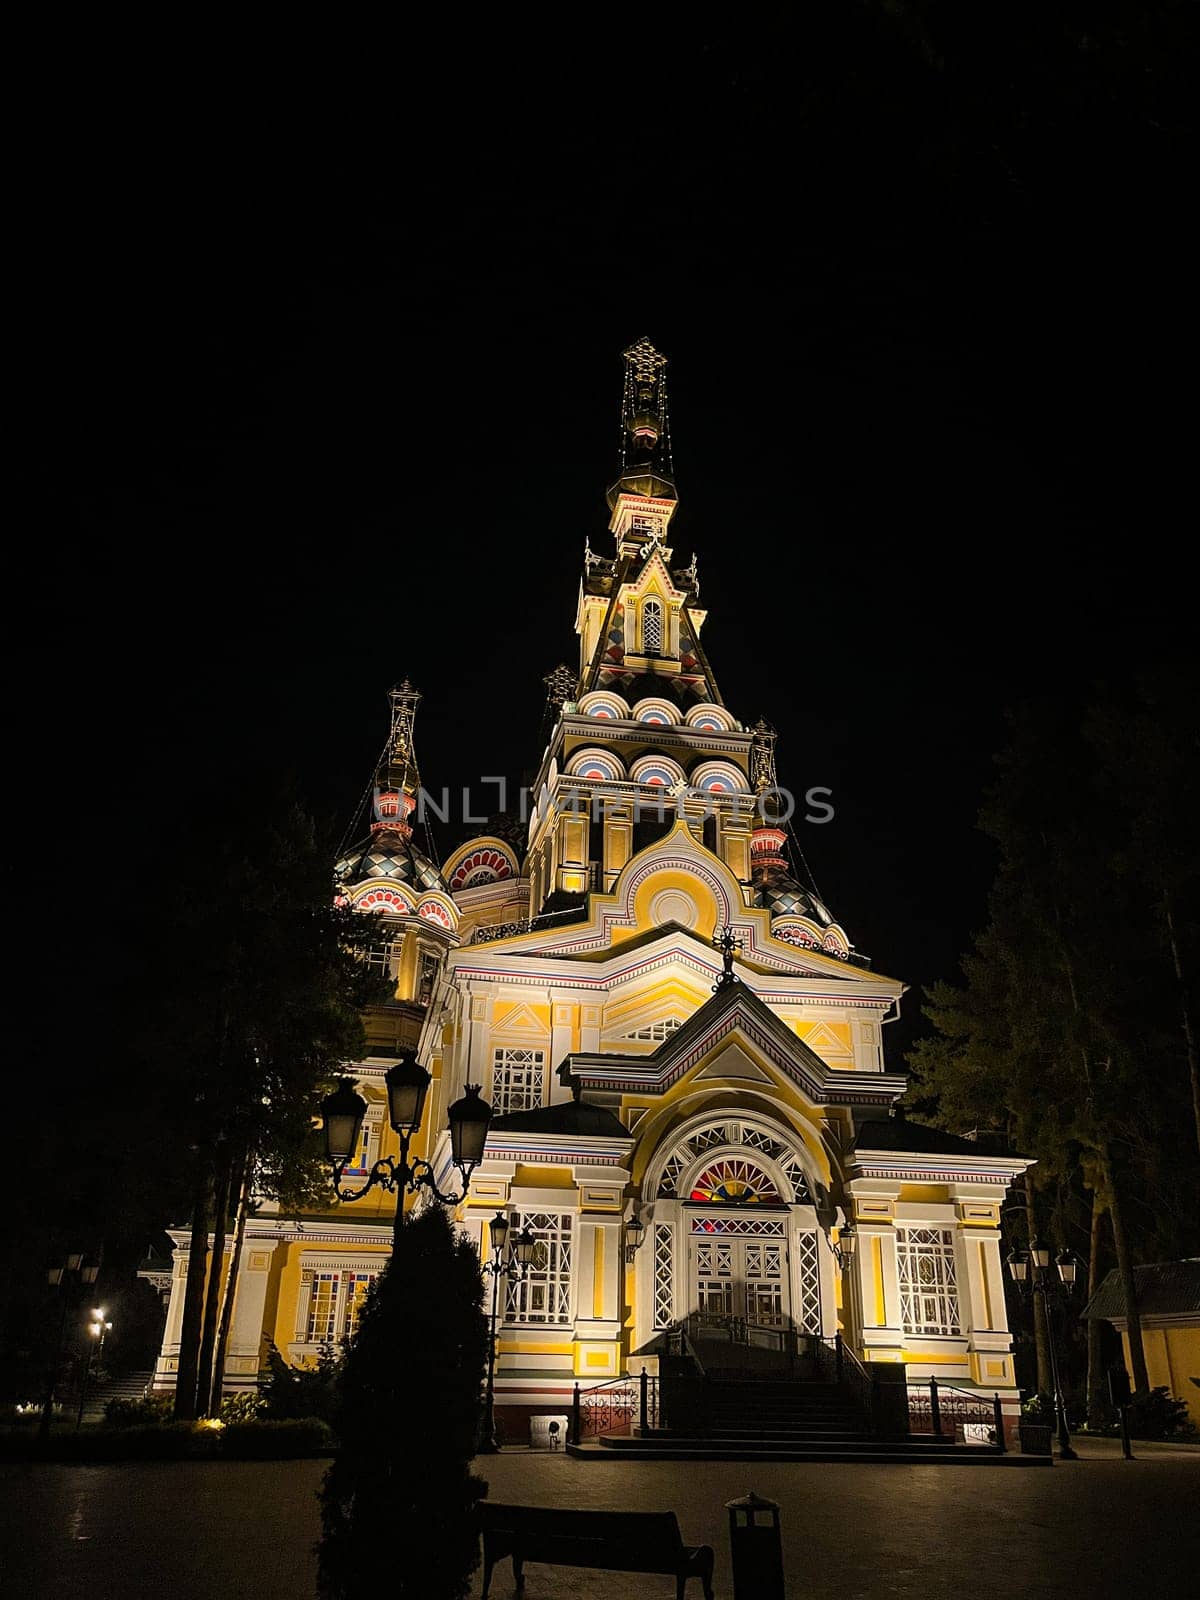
335 834 448 893
750 826 837 928
333 678 450 895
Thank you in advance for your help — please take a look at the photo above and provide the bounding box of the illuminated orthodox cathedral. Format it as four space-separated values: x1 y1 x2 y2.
150 340 1030 1446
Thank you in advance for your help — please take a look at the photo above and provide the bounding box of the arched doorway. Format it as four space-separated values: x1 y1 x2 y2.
639 1114 831 1343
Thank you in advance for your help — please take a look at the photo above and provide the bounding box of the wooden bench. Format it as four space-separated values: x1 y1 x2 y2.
480 1502 715 1599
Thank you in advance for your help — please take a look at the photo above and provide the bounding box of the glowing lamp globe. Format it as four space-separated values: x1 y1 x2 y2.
514 1227 537 1269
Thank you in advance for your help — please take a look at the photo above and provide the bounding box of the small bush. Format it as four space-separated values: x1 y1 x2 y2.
221 1417 336 1458
219 1392 268 1425
105 1395 174 1428
1125 1386 1196 1441
261 1342 343 1423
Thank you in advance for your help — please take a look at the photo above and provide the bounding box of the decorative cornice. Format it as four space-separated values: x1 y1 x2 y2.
848 1150 1033 1185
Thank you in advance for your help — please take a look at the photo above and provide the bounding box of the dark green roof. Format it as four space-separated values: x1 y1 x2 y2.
1083 1259 1200 1321
853 1118 1014 1157
489 1099 629 1138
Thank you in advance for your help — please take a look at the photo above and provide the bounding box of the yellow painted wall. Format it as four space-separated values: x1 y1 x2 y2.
1122 1325 1200 1424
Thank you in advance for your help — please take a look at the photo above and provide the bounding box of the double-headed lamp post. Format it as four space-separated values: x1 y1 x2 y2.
77 1310 113 1429
1007 1239 1078 1460
319 1052 493 1247
40 1254 100 1439
478 1211 537 1453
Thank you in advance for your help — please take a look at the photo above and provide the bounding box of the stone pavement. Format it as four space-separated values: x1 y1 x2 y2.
0 1446 1196 1599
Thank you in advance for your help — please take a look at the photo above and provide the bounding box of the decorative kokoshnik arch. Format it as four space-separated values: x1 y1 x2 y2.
639 1112 830 1339
646 1112 816 1207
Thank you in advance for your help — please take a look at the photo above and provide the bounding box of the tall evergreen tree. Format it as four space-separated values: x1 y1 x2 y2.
318 1206 489 1600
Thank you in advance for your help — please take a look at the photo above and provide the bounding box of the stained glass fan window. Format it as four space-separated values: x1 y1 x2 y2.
689 1157 782 1204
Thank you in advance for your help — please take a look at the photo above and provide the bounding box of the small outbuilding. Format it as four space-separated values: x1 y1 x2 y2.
1083 1259 1200 1425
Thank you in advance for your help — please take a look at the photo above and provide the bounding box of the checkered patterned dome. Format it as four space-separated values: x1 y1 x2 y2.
334 831 447 893
751 864 837 928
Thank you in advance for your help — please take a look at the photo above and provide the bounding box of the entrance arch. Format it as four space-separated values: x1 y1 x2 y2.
638 1112 833 1342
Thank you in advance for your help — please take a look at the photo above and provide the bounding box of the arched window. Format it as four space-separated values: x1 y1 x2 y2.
642 598 663 654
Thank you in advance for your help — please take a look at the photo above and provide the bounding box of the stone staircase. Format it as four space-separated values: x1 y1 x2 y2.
568 1371 1040 1465
80 1368 155 1423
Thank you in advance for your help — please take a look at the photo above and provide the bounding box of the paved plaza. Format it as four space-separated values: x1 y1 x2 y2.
2 1441 1196 1599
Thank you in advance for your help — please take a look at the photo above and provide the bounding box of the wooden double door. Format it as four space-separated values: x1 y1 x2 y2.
690 1230 788 1327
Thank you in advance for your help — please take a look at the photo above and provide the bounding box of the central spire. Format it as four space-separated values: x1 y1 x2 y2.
606 337 676 511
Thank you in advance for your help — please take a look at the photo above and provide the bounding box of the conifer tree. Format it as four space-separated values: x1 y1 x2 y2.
318 1206 489 1600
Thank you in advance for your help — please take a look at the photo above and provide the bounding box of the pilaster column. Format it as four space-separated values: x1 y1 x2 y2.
555 805 590 894
603 800 633 888
225 1239 282 1391
549 994 576 1104
847 1182 903 1359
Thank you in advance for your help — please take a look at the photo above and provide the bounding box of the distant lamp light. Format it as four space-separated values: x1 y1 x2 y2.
385 1053 431 1138
624 1212 646 1264
1030 1238 1052 1272
47 1267 64 1286
514 1226 537 1270
321 1079 368 1167
1056 1250 1078 1289
1006 1248 1029 1284
81 1264 99 1285
835 1224 857 1271
448 1083 492 1172
66 1253 83 1272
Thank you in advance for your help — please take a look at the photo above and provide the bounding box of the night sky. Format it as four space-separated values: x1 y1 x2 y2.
27 15 1194 1068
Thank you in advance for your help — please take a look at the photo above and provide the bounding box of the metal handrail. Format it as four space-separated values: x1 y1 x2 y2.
909 1376 1005 1449
569 1371 659 1444
812 1334 875 1432
468 904 589 946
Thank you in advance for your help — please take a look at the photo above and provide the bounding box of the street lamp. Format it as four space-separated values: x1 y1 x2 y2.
478 1211 537 1453
624 1211 646 1265
77 1311 113 1429
319 1051 494 1246
40 1255 100 1439
831 1223 857 1273
1006 1239 1079 1460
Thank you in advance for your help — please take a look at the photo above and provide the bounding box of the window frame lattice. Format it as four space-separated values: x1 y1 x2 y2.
796 1230 822 1335
625 1017 683 1042
654 1121 813 1203
896 1226 962 1336
301 1268 380 1344
505 1211 573 1325
653 1223 675 1329
642 598 664 653
491 1047 546 1116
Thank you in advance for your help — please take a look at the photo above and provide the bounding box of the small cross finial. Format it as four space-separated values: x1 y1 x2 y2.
712 926 743 990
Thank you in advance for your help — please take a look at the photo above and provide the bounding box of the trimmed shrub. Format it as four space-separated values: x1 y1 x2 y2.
219 1392 268 1425
221 1417 335 1458
261 1341 343 1422
60 1423 222 1462
104 1395 174 1428
1125 1386 1196 1441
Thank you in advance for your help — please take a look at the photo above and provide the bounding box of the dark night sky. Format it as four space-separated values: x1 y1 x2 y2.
22 14 1195 1068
